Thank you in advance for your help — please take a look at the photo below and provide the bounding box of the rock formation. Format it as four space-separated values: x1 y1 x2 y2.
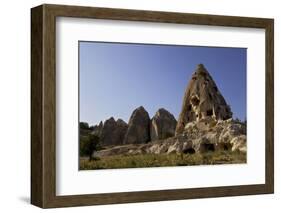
115 119 129 145
83 64 247 161
93 107 177 146
91 121 103 137
150 108 177 141
96 118 246 157
123 106 150 144
99 117 128 146
175 64 232 135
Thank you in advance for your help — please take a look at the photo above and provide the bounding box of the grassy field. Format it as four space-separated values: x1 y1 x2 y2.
79 151 246 170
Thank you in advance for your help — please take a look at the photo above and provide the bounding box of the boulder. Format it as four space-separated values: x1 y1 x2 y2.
230 135 247 153
147 144 162 154
123 106 151 144
150 108 177 141
176 64 232 135
167 141 182 154
193 137 216 153
219 121 246 144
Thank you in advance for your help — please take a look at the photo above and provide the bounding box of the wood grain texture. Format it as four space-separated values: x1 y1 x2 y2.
31 4 274 208
265 20 274 193
31 5 43 207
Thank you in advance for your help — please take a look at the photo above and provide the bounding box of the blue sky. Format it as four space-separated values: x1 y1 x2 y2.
79 41 246 126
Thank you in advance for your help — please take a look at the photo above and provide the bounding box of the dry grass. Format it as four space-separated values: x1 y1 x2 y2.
79 151 246 170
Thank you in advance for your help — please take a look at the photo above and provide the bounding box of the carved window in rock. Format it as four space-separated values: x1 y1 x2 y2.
191 96 200 106
206 109 213 116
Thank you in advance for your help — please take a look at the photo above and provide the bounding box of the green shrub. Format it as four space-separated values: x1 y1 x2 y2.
80 122 89 130
80 134 100 161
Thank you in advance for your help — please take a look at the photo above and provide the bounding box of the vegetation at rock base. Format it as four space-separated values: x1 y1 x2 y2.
80 134 101 161
79 150 246 170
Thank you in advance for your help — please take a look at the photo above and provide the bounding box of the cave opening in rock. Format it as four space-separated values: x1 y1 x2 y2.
220 143 231 151
201 143 215 152
206 109 213 116
223 144 229 151
191 96 200 106
183 148 195 154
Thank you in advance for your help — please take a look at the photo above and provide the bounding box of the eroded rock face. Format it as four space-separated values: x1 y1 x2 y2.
176 64 232 135
150 108 177 141
96 118 246 157
100 117 116 146
123 106 150 144
230 135 246 153
91 121 103 137
219 120 246 144
99 117 128 147
114 119 129 145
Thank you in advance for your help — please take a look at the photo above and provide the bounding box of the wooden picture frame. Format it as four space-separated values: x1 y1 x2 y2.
31 4 274 208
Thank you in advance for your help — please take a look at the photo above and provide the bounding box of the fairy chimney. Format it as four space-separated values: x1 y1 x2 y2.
175 64 232 135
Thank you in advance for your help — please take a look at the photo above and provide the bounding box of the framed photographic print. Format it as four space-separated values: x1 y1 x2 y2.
31 4 274 208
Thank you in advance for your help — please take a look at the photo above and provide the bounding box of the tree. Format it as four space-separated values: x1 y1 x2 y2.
80 122 89 130
80 134 100 161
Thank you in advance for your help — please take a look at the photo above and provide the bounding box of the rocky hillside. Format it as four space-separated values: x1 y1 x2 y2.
95 118 246 157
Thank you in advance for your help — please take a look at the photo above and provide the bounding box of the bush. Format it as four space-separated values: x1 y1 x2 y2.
80 122 89 130
80 134 100 161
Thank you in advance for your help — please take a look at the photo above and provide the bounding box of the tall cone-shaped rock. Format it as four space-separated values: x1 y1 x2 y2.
150 108 177 141
175 64 232 135
123 106 151 144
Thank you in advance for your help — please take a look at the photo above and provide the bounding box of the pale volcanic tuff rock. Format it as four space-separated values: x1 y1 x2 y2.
150 108 177 141
183 118 246 153
96 118 246 157
99 117 128 146
123 106 151 145
230 135 247 153
176 64 232 135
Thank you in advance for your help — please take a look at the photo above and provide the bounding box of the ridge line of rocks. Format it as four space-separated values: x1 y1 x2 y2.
89 106 177 147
